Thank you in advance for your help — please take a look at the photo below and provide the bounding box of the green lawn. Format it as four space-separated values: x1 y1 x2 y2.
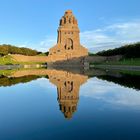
0 55 17 65
119 70 140 76
37 53 47 56
0 55 45 65
91 58 140 66
106 58 140 66
0 69 16 76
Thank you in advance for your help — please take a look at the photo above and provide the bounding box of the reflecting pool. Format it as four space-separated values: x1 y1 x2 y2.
0 68 140 140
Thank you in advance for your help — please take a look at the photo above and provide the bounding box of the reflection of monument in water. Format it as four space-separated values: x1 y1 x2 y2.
48 10 88 62
5 68 88 119
48 70 88 119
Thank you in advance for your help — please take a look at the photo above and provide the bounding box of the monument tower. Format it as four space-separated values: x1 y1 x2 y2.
49 10 88 61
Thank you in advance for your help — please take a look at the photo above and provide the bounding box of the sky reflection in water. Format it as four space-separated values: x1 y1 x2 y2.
0 69 140 140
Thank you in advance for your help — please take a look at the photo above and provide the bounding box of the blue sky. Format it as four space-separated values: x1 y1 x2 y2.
0 0 140 52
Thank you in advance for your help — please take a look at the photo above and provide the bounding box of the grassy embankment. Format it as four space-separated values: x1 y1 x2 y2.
0 55 17 65
90 58 140 66
90 42 140 66
119 69 140 75
0 55 47 65
0 69 17 76
0 44 49 65
105 58 140 66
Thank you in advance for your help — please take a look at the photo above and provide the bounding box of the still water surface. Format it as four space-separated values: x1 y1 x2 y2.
0 68 140 140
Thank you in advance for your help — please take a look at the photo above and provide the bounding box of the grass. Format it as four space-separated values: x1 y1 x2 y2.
90 58 140 66
105 58 140 66
18 62 45 65
0 55 46 65
119 70 140 76
0 55 17 65
0 69 17 76
0 66 48 77
37 53 47 56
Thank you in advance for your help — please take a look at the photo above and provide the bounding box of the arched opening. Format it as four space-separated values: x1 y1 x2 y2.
64 38 73 50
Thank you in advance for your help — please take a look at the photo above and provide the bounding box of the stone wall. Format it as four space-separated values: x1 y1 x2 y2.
85 55 122 63
85 56 107 63
11 54 122 64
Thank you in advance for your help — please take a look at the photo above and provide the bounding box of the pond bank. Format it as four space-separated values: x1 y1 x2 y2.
1 64 140 71
91 65 140 71
0 65 20 70
0 64 47 70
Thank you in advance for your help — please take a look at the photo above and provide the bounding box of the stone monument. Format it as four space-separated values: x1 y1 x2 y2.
48 10 88 62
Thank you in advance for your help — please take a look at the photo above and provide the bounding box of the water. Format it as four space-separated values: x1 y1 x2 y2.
0 68 140 140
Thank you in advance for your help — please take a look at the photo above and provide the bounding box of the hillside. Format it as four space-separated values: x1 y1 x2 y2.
0 44 48 56
96 42 140 58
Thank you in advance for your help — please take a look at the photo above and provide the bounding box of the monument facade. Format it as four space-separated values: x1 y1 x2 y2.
48 10 88 62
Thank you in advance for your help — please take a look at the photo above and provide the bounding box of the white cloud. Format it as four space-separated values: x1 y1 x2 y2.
33 76 140 108
80 21 140 52
106 22 140 40
38 36 56 52
80 77 140 107
32 78 56 91
80 30 119 52
21 36 57 52
33 20 140 53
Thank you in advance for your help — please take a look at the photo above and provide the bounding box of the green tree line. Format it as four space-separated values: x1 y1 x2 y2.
96 42 140 58
0 75 40 87
97 74 140 90
0 75 49 87
0 44 40 56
